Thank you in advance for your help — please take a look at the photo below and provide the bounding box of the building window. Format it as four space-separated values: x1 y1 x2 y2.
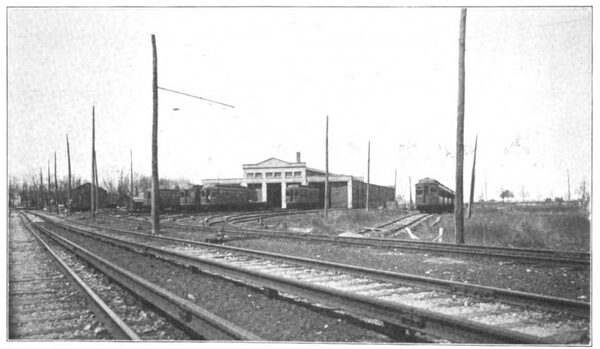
255 172 263 178
246 173 254 178
274 172 281 178
294 171 301 177
266 172 273 178
285 172 293 178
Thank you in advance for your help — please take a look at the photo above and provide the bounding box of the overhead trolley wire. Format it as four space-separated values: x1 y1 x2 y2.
158 86 235 109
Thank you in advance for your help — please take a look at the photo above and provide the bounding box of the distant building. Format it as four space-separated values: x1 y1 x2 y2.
71 183 107 211
202 152 394 209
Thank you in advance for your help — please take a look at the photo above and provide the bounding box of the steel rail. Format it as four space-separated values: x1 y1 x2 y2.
220 211 589 265
38 213 590 318
37 210 591 266
21 213 262 341
16 212 141 340
32 214 585 343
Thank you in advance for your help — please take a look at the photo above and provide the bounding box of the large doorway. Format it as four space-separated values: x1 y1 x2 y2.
266 183 281 208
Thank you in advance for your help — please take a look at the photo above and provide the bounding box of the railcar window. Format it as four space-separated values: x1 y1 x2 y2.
416 189 423 195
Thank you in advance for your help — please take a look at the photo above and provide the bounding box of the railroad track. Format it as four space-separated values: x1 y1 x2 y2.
9 211 140 340
358 213 433 235
17 211 262 341
26 211 590 344
69 210 591 266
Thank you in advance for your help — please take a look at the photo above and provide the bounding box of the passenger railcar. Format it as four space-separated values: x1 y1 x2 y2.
143 189 180 211
200 185 259 209
180 185 203 211
415 178 454 213
286 185 320 209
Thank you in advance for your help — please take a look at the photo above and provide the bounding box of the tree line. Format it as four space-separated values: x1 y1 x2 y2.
8 172 191 209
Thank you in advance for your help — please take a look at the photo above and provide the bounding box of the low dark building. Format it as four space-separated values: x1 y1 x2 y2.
71 183 107 211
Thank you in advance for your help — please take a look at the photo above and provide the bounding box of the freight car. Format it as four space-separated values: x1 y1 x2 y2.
415 178 454 213
143 189 180 211
286 185 320 209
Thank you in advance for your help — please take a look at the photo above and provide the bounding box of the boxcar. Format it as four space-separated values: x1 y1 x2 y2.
286 185 320 209
415 178 454 213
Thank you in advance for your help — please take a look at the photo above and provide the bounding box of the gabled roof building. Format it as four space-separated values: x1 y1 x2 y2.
202 152 394 209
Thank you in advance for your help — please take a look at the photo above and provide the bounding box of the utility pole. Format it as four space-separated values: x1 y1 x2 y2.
94 152 99 211
394 168 397 201
366 141 370 212
468 135 478 219
324 115 329 218
130 149 134 210
54 152 58 214
454 8 467 245
40 168 44 209
409 177 413 210
567 169 571 201
66 134 72 215
91 106 96 220
151 34 160 235
47 160 51 210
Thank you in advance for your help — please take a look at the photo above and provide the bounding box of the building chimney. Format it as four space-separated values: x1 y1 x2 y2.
296 152 301 163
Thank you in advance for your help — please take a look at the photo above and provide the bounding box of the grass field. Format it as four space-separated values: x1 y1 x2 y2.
255 209 407 235
258 204 590 252
413 205 590 251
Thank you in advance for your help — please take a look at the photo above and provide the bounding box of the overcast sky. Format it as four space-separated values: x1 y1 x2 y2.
7 6 591 201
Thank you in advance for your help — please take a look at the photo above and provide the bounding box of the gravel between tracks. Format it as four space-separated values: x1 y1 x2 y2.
44 222 392 342
224 239 589 301
60 212 591 301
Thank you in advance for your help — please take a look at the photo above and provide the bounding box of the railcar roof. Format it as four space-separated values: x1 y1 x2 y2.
417 178 454 194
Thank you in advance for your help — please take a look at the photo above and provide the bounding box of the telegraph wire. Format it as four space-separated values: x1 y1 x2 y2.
158 86 235 109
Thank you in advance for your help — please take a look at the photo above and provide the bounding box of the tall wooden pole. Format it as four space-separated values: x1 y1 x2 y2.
66 134 72 215
91 106 96 219
94 151 99 211
567 169 571 201
130 149 134 210
454 8 467 244
468 135 477 219
151 34 160 235
40 168 44 209
394 168 397 201
54 152 59 214
366 141 370 212
47 160 51 210
409 176 412 210
324 115 329 218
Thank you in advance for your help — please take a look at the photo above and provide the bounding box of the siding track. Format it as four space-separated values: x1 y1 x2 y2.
27 210 590 344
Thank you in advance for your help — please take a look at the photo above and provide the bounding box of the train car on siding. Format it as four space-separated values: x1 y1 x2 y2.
286 185 320 209
143 189 180 211
179 185 203 211
200 185 258 210
415 178 455 213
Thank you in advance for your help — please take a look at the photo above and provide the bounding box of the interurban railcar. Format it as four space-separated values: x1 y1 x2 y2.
143 189 180 211
286 185 320 209
415 178 455 213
